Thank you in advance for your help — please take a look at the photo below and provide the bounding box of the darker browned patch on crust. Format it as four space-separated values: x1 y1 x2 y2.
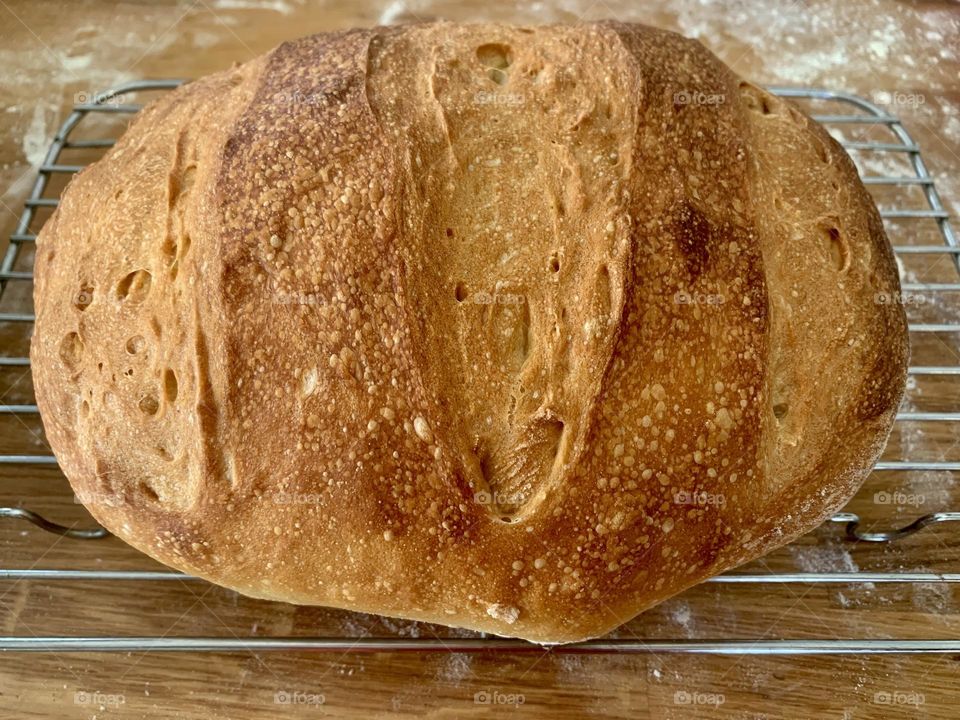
670 201 713 280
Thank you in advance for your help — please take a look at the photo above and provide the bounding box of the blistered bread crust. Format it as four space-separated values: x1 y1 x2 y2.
32 22 907 643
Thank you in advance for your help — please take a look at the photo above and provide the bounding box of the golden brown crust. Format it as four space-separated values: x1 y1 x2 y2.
31 21 907 643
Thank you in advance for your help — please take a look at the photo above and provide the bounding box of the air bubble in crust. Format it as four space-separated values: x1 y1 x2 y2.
477 43 511 85
739 82 775 115
787 105 806 127
116 269 152 303
59 332 83 372
161 237 177 265
821 224 849 272
163 368 179 403
139 481 159 501
125 335 146 354
139 394 160 416
811 136 830 164
75 282 94 311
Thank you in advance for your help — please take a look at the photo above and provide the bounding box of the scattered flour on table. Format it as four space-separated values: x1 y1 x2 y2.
190 30 224 49
911 582 954 614
664 599 695 638
379 0 408 25
22 105 52 168
670 0 957 89
789 543 860 573
337 612 371 637
943 113 960 144
789 543 875 607
435 653 473 684
556 652 587 682
212 0 299 13
379 617 422 638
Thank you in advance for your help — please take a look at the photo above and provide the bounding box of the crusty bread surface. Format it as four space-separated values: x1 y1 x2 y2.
31 21 907 643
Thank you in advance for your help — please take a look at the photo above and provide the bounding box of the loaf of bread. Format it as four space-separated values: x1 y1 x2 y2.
32 21 907 643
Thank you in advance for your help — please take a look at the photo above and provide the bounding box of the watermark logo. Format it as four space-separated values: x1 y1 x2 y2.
674 290 725 306
474 91 526 106
74 491 123 506
273 491 324 506
470 291 526 306
874 490 925 507
674 91 725 107
274 291 328 306
474 690 525 707
875 291 926 306
74 289 93 308
874 690 924 707
873 91 925 109
74 691 125 708
272 90 332 107
674 490 726 508
74 91 129 107
474 490 525 507
674 689 725 707
274 690 326 706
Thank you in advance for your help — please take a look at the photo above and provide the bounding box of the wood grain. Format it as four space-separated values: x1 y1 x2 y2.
0 0 958 718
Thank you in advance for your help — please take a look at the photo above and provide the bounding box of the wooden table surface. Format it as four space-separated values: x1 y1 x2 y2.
1 1 959 718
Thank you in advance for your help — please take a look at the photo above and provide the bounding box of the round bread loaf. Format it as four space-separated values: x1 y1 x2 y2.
32 21 908 643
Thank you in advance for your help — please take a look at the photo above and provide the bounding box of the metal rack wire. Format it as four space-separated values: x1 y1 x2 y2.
0 81 957 653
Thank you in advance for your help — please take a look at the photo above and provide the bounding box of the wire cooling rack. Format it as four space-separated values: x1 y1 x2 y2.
0 81 958 653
